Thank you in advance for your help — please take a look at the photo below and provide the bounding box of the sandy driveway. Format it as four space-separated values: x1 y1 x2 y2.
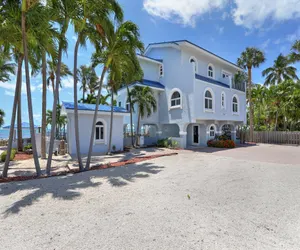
1 144 300 249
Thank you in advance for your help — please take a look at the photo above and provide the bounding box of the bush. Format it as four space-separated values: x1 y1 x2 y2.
1 148 17 162
23 143 32 151
157 138 179 148
207 139 235 148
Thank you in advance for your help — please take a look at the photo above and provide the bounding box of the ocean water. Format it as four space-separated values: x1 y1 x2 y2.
0 129 36 139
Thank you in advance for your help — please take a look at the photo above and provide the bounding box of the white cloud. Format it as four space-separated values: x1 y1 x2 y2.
216 25 224 34
286 26 300 42
0 81 37 95
61 77 74 89
143 0 228 27
232 0 300 29
4 90 15 96
72 35 77 41
260 39 271 50
143 0 300 29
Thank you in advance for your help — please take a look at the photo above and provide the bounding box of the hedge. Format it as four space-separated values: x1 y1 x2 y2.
1 148 17 162
207 139 235 148
157 138 179 148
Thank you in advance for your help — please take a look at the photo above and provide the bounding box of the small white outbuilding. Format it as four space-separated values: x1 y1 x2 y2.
62 102 129 155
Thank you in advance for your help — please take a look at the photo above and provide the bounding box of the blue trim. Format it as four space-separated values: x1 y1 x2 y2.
146 40 242 70
195 74 230 89
62 102 129 113
137 54 163 63
119 79 165 91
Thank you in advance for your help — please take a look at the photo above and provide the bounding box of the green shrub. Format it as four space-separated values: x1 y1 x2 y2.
157 138 179 148
23 143 32 151
1 148 17 162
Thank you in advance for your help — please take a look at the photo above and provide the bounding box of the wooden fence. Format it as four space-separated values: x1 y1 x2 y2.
247 131 300 145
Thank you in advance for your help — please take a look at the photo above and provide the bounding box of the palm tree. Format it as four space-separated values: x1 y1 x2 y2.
130 86 157 146
290 40 300 63
99 93 111 105
0 109 5 128
237 48 265 142
262 54 298 85
0 47 15 82
46 60 72 104
252 85 267 130
86 20 144 170
78 65 98 97
20 0 41 176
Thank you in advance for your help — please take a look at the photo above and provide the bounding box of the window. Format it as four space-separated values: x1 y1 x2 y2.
233 96 238 113
126 102 130 111
170 89 182 108
208 64 214 78
204 90 213 110
221 92 226 109
209 125 215 138
95 121 104 142
118 101 122 107
159 65 164 77
190 57 198 72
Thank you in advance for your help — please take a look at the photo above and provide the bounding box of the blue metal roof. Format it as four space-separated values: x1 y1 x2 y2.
137 54 163 63
195 74 230 88
146 40 242 70
62 102 129 113
119 79 165 91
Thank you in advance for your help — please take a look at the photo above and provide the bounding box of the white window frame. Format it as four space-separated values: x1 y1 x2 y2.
221 91 226 110
208 124 216 139
203 87 214 113
94 119 107 144
232 94 239 115
159 64 164 78
189 56 198 73
222 70 232 86
207 63 214 79
169 88 182 110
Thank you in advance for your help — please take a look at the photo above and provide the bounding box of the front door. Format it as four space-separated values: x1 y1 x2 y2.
193 125 199 145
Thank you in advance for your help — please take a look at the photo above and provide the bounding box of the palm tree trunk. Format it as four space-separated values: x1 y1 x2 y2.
274 110 279 131
21 8 41 176
17 55 23 152
248 67 254 142
136 111 141 146
46 43 63 175
126 85 134 147
73 37 83 171
41 51 47 159
2 56 23 177
107 92 114 155
85 66 108 170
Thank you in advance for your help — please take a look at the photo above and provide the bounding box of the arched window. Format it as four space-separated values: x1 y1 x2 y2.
208 64 214 78
209 125 216 138
232 95 238 113
221 92 226 109
95 121 105 142
204 89 213 110
170 89 182 108
190 57 198 72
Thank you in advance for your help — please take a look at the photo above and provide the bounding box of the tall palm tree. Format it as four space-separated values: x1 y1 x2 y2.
46 0 77 175
20 0 41 175
290 40 300 63
262 54 298 85
130 86 157 146
0 109 5 128
237 47 265 142
87 20 144 170
78 65 98 96
252 85 267 130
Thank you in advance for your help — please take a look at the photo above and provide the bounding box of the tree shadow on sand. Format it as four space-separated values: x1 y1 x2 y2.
0 161 164 217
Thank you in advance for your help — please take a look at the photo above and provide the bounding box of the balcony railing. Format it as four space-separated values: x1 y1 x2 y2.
232 80 246 92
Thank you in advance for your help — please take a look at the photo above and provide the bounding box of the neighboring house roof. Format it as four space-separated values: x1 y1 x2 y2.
195 74 230 89
137 54 163 64
3 122 39 129
62 102 129 113
119 79 165 92
145 40 243 71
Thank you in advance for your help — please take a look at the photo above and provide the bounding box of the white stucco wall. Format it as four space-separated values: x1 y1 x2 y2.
67 112 124 155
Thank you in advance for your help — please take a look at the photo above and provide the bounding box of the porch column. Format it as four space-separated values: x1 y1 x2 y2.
179 131 187 149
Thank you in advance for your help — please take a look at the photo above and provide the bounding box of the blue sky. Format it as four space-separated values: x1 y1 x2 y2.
1 0 300 125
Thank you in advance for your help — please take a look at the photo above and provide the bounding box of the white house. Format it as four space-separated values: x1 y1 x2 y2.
117 40 246 148
62 102 129 154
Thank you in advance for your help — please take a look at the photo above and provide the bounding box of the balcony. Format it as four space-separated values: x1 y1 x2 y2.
232 80 246 92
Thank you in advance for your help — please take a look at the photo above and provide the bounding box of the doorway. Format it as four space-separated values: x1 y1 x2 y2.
192 125 200 145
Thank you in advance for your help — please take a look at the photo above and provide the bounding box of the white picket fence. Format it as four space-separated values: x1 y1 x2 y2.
248 131 300 145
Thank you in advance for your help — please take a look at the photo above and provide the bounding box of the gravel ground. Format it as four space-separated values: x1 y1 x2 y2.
1 145 300 249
